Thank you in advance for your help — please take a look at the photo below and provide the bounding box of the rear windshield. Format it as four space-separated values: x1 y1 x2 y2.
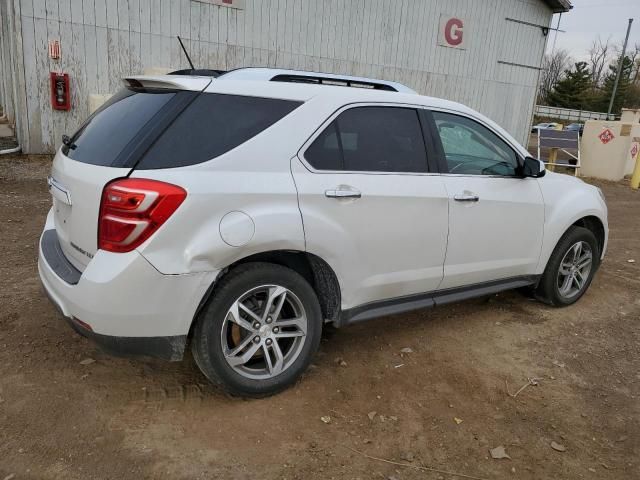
63 89 301 169
63 88 177 166
135 93 302 169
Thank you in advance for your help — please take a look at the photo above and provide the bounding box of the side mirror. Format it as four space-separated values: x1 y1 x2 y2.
522 156 546 178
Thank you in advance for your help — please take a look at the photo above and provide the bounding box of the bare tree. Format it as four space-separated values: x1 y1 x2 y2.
589 36 612 87
538 49 571 104
625 44 640 85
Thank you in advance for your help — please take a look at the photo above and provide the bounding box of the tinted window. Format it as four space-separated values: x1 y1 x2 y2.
304 122 343 170
63 88 176 166
305 107 428 173
433 112 519 176
136 93 302 169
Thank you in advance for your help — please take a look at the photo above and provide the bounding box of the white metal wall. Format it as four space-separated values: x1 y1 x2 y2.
1 0 22 128
6 0 553 153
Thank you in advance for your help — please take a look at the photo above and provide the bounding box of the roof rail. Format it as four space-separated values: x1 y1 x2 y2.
216 68 417 94
270 73 397 91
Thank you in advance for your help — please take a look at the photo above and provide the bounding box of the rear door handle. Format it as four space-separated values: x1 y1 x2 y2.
453 193 479 202
325 188 362 199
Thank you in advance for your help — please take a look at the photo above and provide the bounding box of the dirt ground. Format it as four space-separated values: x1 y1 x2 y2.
0 154 638 480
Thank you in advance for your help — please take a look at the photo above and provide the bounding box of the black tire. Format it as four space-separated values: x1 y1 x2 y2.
536 226 600 307
192 262 323 397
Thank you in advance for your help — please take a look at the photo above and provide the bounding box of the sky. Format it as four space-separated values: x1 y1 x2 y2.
546 0 640 61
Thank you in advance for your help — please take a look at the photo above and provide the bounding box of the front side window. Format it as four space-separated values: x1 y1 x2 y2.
432 112 519 176
305 106 428 173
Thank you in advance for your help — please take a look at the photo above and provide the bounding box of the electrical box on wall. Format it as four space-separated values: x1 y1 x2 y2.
50 72 70 111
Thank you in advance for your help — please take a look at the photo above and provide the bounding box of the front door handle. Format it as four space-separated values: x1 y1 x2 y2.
325 188 362 199
454 193 479 202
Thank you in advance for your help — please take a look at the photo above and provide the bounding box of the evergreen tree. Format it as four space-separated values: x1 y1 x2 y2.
547 62 593 109
596 55 634 114
627 83 640 109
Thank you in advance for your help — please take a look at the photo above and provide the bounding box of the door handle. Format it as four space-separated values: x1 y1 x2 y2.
47 176 72 206
325 188 362 199
454 193 479 202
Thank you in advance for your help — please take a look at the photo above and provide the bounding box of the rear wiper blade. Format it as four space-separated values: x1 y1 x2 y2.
62 134 77 150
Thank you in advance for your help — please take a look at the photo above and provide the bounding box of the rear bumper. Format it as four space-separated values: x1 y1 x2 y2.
38 215 219 361
63 315 188 361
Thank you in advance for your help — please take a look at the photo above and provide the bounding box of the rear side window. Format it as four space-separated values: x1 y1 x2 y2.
136 93 302 169
305 106 428 173
63 88 177 166
304 122 343 170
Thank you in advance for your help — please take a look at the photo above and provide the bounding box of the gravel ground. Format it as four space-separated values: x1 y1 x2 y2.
0 154 638 480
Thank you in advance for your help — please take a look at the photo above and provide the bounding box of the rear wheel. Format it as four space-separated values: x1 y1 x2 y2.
537 226 599 307
192 263 322 397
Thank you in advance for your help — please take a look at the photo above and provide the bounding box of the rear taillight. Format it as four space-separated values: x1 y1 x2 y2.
98 178 186 253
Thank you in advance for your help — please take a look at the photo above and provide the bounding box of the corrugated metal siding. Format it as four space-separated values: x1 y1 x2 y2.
10 0 552 153
1 0 30 147
0 1 7 116
1 0 17 124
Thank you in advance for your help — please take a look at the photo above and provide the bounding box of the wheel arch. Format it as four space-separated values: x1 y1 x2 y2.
572 215 606 256
188 250 342 340
536 176 609 275
535 215 605 307
538 211 608 276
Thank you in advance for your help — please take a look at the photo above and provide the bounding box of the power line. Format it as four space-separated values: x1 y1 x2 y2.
551 13 563 55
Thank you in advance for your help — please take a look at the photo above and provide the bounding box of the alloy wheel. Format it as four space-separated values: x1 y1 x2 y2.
220 285 308 380
556 241 593 299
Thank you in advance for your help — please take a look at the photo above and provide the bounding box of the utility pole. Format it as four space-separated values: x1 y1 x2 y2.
607 18 633 118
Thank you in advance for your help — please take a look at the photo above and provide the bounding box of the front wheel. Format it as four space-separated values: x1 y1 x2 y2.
192 263 323 397
536 226 600 307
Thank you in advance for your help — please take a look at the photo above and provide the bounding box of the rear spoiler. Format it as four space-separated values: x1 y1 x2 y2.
168 68 226 77
123 75 212 92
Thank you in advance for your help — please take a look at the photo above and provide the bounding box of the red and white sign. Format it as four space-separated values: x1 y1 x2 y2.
598 128 615 145
48 40 61 60
439 15 467 49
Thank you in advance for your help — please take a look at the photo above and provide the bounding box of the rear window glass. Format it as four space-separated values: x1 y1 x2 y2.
136 93 302 169
63 88 176 166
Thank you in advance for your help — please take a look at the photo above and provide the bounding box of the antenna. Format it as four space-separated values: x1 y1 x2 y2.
177 36 195 70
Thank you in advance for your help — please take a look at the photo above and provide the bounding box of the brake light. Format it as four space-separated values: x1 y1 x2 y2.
98 178 186 253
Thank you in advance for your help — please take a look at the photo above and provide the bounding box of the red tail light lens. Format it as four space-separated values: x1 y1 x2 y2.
98 178 186 253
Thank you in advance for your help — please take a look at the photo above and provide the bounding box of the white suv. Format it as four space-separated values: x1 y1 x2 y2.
39 68 608 396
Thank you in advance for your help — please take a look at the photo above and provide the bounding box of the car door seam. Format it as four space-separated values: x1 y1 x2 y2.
438 177 451 292
289 155 308 252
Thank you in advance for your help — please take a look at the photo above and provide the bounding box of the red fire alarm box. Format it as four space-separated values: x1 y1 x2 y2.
50 72 71 111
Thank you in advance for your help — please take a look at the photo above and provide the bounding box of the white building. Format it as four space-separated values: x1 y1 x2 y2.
0 0 571 154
